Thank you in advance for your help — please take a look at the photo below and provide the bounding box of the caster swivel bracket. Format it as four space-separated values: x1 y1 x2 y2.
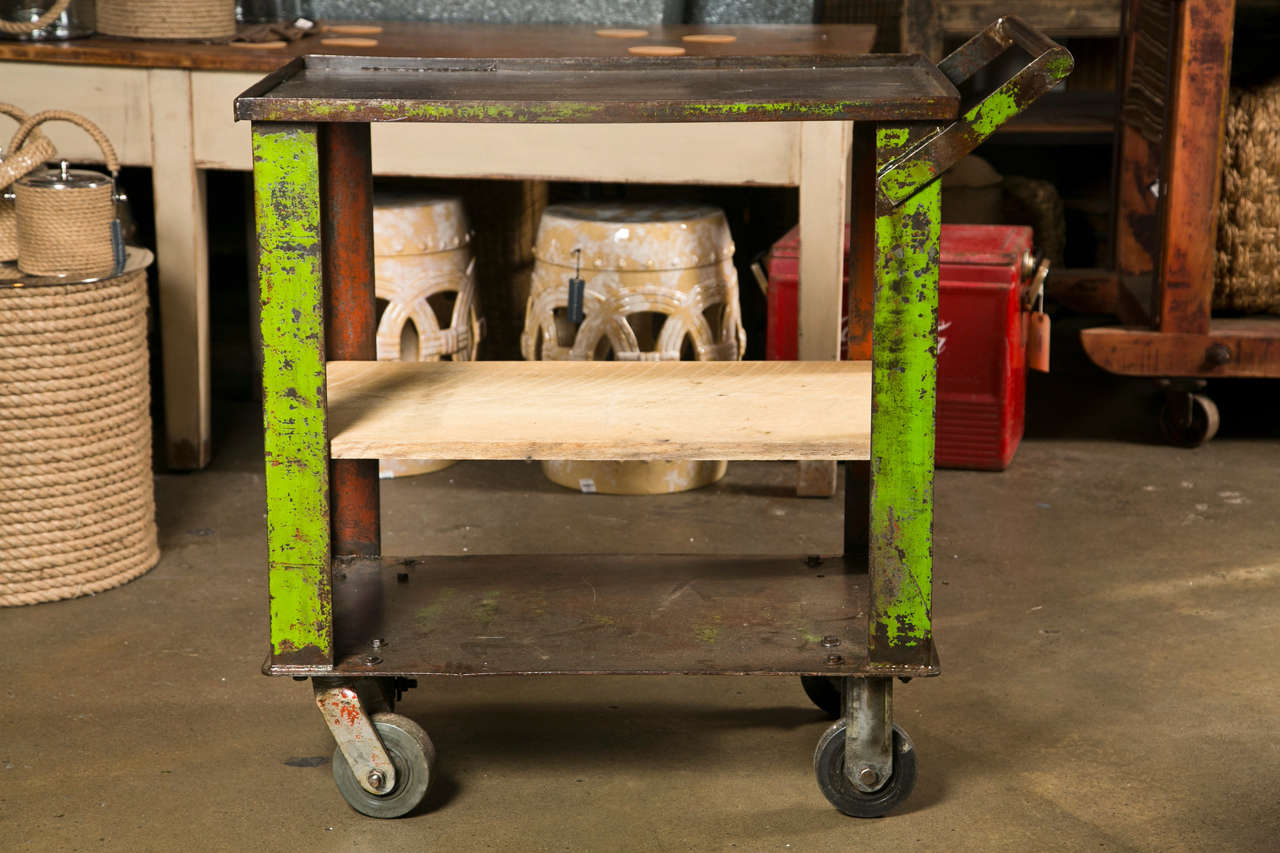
844 677 894 793
314 679 397 795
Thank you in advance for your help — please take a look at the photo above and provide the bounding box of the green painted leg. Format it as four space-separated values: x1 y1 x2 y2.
252 121 333 668
868 124 938 668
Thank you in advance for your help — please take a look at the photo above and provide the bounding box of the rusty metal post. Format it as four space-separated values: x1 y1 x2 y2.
320 122 381 558
1155 0 1235 334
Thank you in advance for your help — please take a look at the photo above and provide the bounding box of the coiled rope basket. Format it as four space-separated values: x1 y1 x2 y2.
1216 77 1280 314
97 0 236 40
0 251 159 606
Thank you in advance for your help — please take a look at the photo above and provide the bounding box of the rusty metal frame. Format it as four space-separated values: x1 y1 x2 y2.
246 27 1070 679
876 16 1074 213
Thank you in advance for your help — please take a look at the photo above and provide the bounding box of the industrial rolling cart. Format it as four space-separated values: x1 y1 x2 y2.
237 18 1070 819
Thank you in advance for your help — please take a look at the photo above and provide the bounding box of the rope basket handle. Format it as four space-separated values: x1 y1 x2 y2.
0 104 57 192
7 109 120 179
0 0 72 35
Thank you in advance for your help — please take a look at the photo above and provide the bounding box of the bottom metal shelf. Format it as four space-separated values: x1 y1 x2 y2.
267 554 939 679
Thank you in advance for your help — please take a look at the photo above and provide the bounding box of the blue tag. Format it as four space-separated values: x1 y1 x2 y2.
111 219 125 274
567 276 585 325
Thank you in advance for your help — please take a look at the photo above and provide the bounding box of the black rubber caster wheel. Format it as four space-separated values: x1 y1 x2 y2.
332 712 436 818
800 675 842 719
813 721 916 818
1160 392 1219 447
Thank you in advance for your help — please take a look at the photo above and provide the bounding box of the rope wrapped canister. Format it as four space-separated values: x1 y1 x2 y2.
96 0 235 40
7 110 120 278
0 267 159 607
0 102 57 263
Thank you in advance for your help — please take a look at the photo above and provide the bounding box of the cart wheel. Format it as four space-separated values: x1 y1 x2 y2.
1160 392 1219 447
800 676 842 719
332 712 436 818
813 721 916 818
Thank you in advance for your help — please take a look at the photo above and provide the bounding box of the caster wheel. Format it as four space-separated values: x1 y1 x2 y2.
813 721 916 818
1160 392 1219 447
800 675 842 719
332 712 436 818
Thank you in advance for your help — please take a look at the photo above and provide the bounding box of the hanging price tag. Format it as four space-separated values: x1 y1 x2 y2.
567 248 585 324
1027 287 1050 373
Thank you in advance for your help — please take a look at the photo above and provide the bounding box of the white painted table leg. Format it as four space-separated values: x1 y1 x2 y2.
148 68 211 469
796 121 853 498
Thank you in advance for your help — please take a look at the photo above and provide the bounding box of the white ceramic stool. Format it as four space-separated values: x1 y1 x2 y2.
521 202 745 494
374 191 483 478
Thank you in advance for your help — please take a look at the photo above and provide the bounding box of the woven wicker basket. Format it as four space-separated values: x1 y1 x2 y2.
1216 78 1280 314
0 249 159 606
97 0 235 40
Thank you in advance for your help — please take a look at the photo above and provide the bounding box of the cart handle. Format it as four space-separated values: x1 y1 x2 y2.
877 16 1073 212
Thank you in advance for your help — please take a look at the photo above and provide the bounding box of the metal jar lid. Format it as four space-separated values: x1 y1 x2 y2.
18 160 112 190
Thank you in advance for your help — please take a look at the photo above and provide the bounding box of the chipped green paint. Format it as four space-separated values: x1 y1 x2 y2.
695 626 719 644
1045 52 1074 81
253 122 331 662
262 100 608 123
684 100 866 118
259 99 879 124
878 158 937 207
869 124 937 666
876 126 910 147
877 46 1073 207
963 88 1020 140
415 587 457 632
473 591 501 625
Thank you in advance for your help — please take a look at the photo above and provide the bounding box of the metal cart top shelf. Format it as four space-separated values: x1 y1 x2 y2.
234 54 960 124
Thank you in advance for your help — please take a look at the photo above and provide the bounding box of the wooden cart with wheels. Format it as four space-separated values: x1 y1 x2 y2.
237 18 1070 818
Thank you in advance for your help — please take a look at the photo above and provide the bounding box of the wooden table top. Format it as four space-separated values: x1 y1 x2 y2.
0 23 876 72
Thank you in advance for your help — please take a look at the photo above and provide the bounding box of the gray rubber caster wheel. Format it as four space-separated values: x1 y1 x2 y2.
800 675 842 719
1161 392 1220 447
332 712 436 818
813 721 916 818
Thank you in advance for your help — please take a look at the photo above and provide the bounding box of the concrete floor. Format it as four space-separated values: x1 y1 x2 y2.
3 401 1279 851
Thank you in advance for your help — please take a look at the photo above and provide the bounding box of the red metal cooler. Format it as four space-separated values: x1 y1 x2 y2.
765 224 1035 470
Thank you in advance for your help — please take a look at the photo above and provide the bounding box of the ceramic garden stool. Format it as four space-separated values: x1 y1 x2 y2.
373 191 482 478
521 202 745 494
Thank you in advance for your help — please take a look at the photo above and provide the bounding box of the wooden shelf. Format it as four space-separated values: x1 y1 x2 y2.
326 361 871 462
269 554 940 678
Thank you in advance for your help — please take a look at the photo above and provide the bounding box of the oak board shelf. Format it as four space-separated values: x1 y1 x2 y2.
270 554 941 679
326 360 872 461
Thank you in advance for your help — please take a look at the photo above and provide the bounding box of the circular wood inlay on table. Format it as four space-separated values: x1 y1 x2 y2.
628 44 685 56
682 34 738 43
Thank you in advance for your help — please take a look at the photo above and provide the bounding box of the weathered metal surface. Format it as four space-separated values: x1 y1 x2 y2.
846 121 876 362
1081 320 1280 379
314 680 396 795
842 460 870 570
264 554 942 678
234 55 960 125
843 677 893 792
319 122 381 559
876 16 1074 212
869 123 938 668
1154 0 1234 335
253 121 332 666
